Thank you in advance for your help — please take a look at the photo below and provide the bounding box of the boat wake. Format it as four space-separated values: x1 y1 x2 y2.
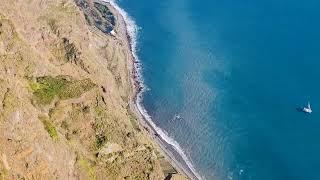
102 1 203 179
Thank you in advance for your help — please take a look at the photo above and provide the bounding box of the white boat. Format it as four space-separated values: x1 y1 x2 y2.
302 102 312 114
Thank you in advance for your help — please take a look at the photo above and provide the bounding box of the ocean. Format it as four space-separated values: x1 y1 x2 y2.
115 0 320 179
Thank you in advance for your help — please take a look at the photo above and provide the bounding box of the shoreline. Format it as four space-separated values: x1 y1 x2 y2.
100 1 202 180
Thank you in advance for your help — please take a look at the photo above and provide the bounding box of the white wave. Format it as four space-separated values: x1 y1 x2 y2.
102 1 203 179
136 95 204 180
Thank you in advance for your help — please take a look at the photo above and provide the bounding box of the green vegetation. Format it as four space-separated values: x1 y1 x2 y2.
95 134 106 149
40 117 59 141
78 158 96 180
50 38 85 69
2 89 18 114
47 18 58 34
50 38 89 72
93 2 115 29
94 105 105 117
93 2 113 19
0 15 20 51
62 38 78 63
24 64 35 77
0 170 8 180
93 116 108 150
30 76 96 105
61 120 69 130
126 107 141 131
92 96 108 148
0 160 8 180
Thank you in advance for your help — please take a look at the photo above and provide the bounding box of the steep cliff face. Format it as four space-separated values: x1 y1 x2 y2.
0 0 173 179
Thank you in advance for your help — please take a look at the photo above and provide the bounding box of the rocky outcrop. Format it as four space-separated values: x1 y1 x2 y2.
75 0 116 34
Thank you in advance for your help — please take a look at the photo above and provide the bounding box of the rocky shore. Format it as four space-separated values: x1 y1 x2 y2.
89 1 201 179
78 0 194 179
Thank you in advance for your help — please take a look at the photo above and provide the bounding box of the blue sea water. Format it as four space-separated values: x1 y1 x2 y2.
117 0 320 179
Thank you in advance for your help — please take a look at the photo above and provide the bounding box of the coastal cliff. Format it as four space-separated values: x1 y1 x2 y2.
0 0 187 179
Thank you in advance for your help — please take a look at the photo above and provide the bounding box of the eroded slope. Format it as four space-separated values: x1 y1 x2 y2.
0 0 178 179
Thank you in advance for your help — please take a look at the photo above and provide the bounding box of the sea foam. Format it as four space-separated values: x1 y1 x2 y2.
102 1 203 179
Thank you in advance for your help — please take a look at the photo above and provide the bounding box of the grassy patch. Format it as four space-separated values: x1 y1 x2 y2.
30 76 96 105
94 105 105 117
3 90 15 108
79 158 96 180
0 160 9 180
95 133 107 149
59 78 95 99
40 116 59 141
50 37 87 69
47 18 58 34
29 81 42 91
24 64 35 77
0 15 20 51
0 170 8 180
126 107 141 132
2 89 18 114
61 120 69 130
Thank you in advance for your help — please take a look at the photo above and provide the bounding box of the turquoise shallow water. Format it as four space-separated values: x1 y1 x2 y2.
117 0 320 179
